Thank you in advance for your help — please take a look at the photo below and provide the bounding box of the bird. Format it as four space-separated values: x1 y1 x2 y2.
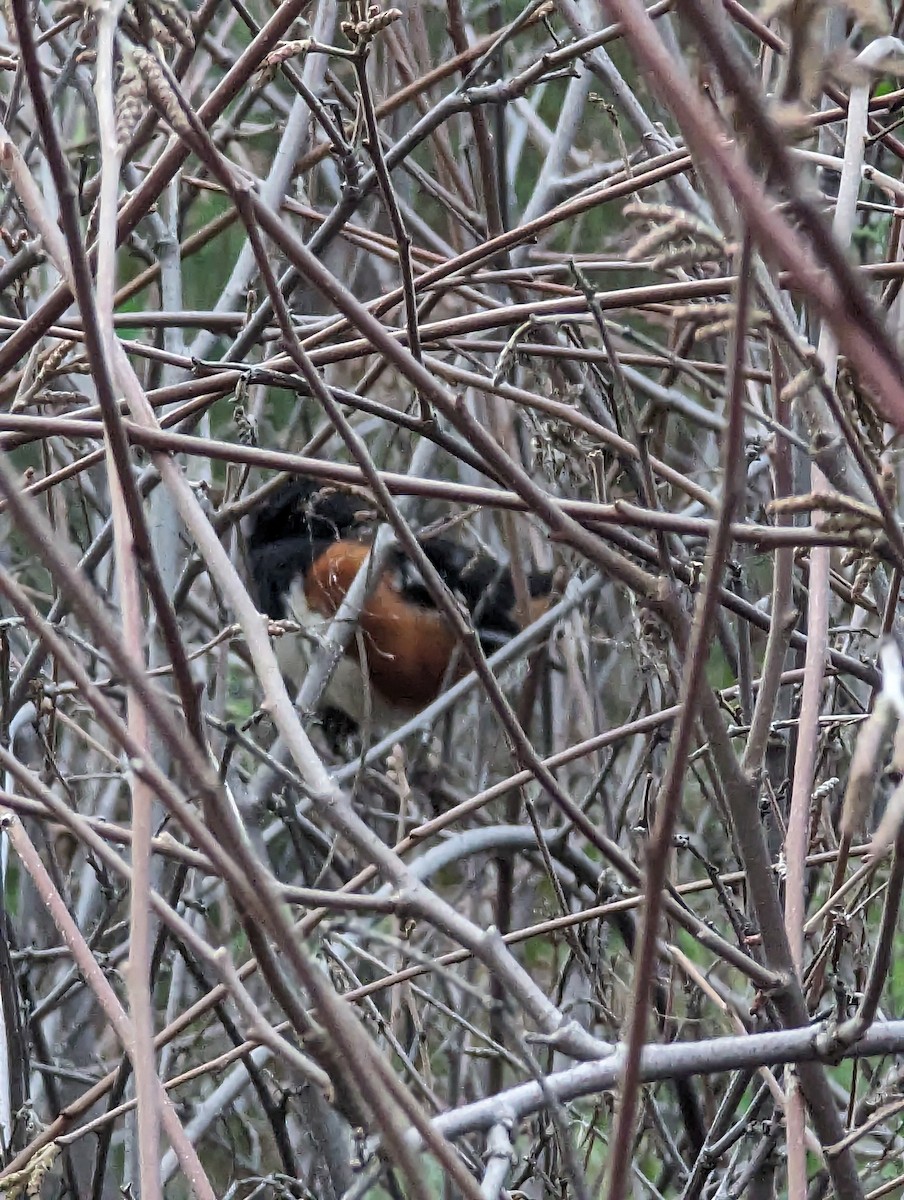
246 476 555 728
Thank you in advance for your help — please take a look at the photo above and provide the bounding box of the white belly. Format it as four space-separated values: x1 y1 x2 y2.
275 579 412 728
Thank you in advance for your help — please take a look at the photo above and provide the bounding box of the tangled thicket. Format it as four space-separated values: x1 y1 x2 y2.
1 0 904 1198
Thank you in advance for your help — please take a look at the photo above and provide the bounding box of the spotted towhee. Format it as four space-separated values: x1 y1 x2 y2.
247 477 555 727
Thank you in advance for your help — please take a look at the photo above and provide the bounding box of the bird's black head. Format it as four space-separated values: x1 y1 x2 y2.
246 477 376 619
247 478 374 553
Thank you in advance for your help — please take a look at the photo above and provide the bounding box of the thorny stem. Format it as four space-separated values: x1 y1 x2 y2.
606 231 754 1200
